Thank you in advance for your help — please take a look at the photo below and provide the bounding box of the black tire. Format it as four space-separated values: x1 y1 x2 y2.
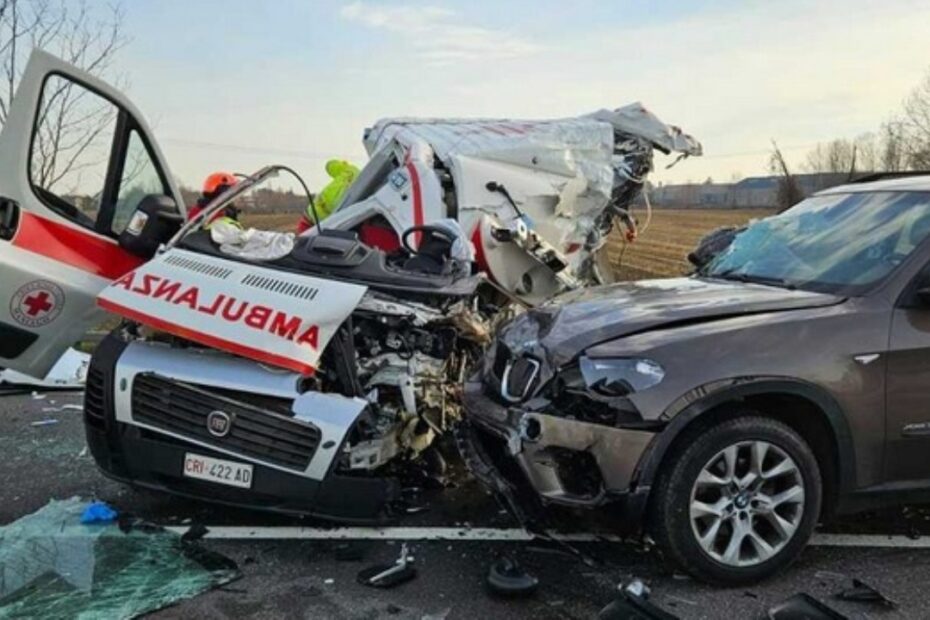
649 415 822 585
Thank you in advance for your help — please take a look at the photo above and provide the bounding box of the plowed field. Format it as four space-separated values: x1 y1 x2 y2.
247 208 776 281
605 208 775 280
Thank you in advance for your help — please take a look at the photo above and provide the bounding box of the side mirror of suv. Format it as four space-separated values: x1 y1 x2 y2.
917 286 930 306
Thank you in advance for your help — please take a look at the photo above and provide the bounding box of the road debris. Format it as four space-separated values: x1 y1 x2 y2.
767 593 848 619
181 523 210 544
30 418 58 427
41 403 83 413
0 497 239 618
80 500 118 524
837 578 896 608
485 555 539 598
1 349 90 391
597 580 680 620
357 543 417 588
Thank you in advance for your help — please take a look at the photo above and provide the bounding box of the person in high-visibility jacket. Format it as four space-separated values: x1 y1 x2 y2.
297 159 360 233
187 171 243 230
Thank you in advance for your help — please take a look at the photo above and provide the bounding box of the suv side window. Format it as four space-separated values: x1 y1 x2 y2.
29 74 119 229
111 130 169 234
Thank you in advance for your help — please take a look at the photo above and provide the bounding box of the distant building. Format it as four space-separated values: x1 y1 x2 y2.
650 172 858 208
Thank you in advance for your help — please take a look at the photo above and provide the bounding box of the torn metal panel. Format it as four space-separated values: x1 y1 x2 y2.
586 104 703 157
0 348 89 390
359 105 702 303
0 498 239 618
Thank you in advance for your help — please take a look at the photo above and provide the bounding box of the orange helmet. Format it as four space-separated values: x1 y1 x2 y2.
202 171 237 197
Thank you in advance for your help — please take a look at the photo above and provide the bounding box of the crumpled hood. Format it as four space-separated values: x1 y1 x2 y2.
499 277 844 367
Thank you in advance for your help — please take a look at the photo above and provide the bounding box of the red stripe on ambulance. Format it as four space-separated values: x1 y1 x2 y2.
405 162 424 247
13 212 144 279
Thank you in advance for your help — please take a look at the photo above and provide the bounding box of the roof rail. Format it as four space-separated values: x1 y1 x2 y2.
852 171 930 184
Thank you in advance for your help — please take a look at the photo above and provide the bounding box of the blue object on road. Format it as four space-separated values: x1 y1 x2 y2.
80 501 118 524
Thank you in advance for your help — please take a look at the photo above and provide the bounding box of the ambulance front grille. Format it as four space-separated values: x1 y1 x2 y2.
131 374 319 470
83 367 106 430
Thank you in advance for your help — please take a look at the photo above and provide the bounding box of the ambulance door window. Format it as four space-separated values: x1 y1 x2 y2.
111 129 170 234
28 74 119 231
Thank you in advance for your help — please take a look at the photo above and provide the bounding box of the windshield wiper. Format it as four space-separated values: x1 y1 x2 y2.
706 270 797 290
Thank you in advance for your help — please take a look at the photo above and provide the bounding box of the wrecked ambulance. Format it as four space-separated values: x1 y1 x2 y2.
0 51 699 519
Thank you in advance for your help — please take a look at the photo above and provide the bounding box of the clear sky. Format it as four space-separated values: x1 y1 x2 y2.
100 0 930 189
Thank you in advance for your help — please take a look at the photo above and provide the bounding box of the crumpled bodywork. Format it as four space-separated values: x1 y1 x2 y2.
351 104 702 303
497 277 844 371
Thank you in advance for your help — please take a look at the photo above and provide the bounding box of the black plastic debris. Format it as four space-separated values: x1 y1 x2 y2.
181 523 210 544
768 593 848 620
485 555 539 598
687 226 743 268
597 580 680 620
357 543 417 588
837 578 896 608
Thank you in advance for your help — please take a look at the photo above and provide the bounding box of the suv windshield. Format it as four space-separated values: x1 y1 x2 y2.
702 191 930 295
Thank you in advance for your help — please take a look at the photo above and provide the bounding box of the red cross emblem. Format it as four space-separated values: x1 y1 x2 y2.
22 291 53 316
10 281 64 328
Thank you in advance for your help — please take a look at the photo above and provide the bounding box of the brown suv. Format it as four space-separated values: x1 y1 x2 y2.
461 174 930 584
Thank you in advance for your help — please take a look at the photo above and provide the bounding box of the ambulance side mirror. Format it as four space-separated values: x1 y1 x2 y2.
118 195 182 259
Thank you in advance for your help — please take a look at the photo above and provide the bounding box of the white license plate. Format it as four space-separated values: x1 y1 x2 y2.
183 453 253 489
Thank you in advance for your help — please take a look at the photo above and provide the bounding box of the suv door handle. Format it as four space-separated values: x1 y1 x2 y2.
0 196 20 240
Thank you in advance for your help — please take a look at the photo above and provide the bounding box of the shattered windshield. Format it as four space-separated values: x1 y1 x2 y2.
702 191 930 295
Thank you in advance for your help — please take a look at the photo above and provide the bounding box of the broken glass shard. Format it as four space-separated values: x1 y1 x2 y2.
0 497 239 619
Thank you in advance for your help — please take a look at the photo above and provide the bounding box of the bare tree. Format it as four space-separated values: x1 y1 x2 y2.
805 139 856 174
901 69 930 169
769 140 804 212
0 0 127 195
879 121 908 172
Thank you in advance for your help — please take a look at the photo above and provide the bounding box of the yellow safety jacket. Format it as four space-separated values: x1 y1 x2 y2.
308 160 360 223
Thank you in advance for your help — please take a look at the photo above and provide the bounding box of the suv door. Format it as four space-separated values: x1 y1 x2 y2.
0 50 183 378
886 259 930 484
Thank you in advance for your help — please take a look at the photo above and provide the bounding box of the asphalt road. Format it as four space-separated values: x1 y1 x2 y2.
3 390 930 619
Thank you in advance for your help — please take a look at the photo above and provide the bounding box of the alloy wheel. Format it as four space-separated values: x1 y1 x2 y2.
689 440 805 567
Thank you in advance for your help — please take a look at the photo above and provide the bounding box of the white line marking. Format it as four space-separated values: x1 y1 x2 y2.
811 533 930 548
164 526 615 542
162 526 930 548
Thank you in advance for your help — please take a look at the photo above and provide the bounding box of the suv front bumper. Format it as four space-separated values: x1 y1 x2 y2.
461 377 657 525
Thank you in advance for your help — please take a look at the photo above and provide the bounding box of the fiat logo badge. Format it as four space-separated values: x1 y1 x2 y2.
206 410 232 437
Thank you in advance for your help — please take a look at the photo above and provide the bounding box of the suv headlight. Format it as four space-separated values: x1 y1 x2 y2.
579 356 665 396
